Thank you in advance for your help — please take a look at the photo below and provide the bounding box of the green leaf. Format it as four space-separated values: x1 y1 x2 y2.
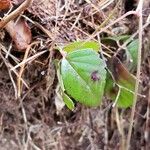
102 35 130 42
61 49 106 107
117 87 134 108
63 41 100 53
63 93 75 110
105 56 136 108
107 56 135 91
101 35 130 49
104 71 118 99
104 72 134 108
127 39 138 71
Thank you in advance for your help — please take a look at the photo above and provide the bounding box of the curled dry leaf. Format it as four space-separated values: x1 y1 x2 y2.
0 0 11 10
55 85 65 114
5 19 32 51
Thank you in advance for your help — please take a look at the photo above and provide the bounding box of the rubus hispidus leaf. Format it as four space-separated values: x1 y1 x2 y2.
61 49 106 107
63 41 100 53
127 39 138 71
105 56 136 108
107 56 136 91
102 35 130 43
101 35 130 48
62 93 75 110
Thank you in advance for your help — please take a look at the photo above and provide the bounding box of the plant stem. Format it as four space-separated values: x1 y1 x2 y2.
126 0 143 149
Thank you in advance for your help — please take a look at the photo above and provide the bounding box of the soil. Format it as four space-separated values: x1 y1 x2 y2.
0 0 150 150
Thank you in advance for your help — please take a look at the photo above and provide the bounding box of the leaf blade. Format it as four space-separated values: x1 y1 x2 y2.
63 93 75 110
64 41 100 53
61 49 106 107
105 56 136 108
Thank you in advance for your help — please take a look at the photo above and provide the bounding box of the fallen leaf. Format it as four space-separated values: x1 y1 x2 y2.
0 0 11 10
55 85 65 114
5 19 32 51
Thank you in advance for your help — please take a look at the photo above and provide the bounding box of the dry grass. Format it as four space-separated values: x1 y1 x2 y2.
0 0 150 149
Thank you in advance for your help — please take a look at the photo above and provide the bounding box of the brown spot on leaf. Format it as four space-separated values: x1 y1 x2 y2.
91 70 100 82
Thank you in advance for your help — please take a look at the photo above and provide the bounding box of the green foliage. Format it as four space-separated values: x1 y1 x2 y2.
102 35 130 42
117 88 134 108
105 56 135 108
104 71 135 108
63 41 100 52
61 49 106 107
62 93 74 110
101 35 130 48
107 56 136 91
56 38 138 110
127 39 138 71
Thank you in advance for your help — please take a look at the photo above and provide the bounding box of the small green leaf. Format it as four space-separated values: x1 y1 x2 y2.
64 41 100 53
107 56 135 91
105 56 136 108
102 35 130 42
101 35 130 49
61 49 106 107
127 39 138 71
104 71 118 99
117 87 134 108
104 72 134 108
63 93 75 110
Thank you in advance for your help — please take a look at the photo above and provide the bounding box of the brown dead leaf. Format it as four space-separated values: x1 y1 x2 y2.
0 0 11 10
55 85 65 114
5 19 32 51
107 56 136 86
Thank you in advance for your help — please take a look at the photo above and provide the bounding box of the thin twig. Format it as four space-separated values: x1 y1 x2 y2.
10 50 47 71
112 87 121 108
126 0 144 149
145 82 150 149
115 107 125 150
17 41 39 98
117 16 150 52
86 10 137 42
0 43 19 63
22 15 55 41
0 48 29 98
0 0 32 29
